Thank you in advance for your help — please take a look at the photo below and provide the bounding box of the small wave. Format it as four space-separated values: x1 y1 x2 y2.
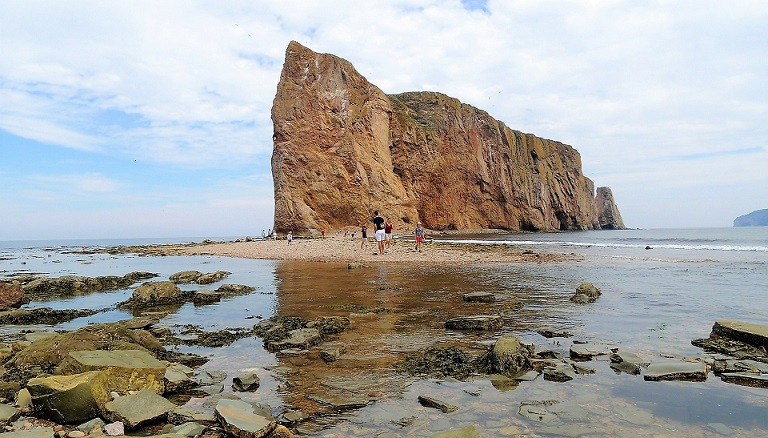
443 239 768 252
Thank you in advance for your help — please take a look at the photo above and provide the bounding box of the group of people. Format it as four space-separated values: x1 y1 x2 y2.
360 211 424 254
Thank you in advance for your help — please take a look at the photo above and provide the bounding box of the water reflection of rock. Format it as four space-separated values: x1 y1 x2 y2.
267 261 535 430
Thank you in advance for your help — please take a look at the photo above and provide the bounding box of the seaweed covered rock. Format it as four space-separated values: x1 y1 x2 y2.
0 308 98 326
570 283 601 304
118 281 188 308
253 315 349 353
478 335 535 377
397 346 478 379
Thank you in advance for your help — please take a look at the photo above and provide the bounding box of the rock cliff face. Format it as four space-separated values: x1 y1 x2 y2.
272 41 624 234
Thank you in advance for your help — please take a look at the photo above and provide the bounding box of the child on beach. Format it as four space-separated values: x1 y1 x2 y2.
360 225 368 249
287 230 293 244
415 222 424 252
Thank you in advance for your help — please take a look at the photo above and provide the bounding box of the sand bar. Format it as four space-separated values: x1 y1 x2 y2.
101 237 575 264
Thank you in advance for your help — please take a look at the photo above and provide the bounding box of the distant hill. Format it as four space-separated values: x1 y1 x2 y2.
733 209 768 227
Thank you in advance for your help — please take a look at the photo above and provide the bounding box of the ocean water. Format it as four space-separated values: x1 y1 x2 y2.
1 227 767 436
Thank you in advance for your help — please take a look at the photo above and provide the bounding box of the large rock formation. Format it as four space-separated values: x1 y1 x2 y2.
271 41 624 234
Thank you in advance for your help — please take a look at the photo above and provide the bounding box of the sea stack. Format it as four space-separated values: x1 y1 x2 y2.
271 41 624 234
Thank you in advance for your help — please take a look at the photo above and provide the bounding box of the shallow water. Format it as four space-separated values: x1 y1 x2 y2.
1 229 767 436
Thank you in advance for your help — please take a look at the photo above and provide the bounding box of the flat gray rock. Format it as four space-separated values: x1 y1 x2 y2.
0 403 20 424
432 424 480 437
569 343 608 359
712 320 768 348
169 422 207 437
1 428 55 438
543 365 576 382
644 361 707 381
215 399 276 438
233 373 260 392
720 372 768 387
103 389 175 429
266 327 321 350
444 315 503 331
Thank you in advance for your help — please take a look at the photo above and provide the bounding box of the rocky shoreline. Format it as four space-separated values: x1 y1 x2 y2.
1 264 767 437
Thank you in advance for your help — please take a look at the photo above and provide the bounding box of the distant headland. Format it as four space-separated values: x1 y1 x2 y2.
733 209 768 227
271 41 624 235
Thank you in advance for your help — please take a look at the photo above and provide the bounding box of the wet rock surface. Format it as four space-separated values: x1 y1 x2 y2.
417 395 458 413
0 282 25 309
215 398 276 438
15 272 157 300
103 389 175 429
644 361 708 381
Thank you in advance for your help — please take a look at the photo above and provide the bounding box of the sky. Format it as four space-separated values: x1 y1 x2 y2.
1 0 766 240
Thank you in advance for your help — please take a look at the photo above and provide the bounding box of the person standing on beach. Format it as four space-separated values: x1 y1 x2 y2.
360 225 368 249
372 211 385 255
287 230 293 245
415 222 424 252
384 218 393 249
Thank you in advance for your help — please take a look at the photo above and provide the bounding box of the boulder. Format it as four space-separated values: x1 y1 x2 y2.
26 371 101 424
444 315 503 331
417 395 458 413
214 399 276 438
169 271 203 284
103 389 175 429
462 292 495 303
480 335 534 377
0 282 24 309
193 290 223 304
644 361 708 381
570 283 601 303
232 373 260 392
55 350 166 404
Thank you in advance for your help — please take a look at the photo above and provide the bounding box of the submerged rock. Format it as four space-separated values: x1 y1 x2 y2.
569 343 608 360
265 328 321 351
417 395 458 413
609 350 649 375
432 425 480 438
462 292 495 303
444 315 503 331
233 373 260 392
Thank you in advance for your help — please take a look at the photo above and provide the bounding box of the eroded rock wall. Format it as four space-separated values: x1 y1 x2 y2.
271 41 624 234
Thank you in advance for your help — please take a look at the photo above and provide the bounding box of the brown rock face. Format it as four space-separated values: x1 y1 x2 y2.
272 41 624 234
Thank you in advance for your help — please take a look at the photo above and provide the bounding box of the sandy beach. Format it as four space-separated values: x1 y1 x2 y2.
112 236 575 264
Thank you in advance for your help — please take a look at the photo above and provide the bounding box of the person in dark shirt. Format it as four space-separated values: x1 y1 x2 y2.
372 211 385 254
360 225 368 249
384 218 393 249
